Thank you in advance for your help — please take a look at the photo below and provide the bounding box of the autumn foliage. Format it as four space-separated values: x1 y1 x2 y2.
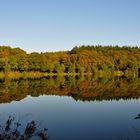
0 45 140 76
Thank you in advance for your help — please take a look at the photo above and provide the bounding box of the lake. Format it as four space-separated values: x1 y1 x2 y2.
0 76 140 140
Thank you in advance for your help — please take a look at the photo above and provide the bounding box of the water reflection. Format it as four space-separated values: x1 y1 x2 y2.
0 76 140 139
0 75 140 103
0 95 140 139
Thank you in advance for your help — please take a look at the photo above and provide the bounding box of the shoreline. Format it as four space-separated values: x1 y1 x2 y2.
0 70 128 80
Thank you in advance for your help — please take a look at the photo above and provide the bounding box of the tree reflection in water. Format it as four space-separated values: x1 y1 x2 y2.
0 75 140 103
0 116 49 140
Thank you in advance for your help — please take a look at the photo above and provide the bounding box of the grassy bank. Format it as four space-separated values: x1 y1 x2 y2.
0 70 129 80
0 71 45 80
0 71 81 80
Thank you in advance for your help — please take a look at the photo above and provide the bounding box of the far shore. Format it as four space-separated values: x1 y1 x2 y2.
0 70 126 80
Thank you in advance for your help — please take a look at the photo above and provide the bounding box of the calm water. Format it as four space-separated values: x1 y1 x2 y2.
0 76 140 140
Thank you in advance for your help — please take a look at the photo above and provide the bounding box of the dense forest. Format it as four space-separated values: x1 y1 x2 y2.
0 45 140 78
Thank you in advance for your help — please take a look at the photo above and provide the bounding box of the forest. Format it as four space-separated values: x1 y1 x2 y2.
0 45 140 78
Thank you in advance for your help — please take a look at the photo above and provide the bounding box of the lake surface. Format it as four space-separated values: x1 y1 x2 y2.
0 76 140 140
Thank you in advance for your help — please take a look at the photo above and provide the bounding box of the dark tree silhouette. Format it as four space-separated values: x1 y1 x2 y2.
0 116 49 140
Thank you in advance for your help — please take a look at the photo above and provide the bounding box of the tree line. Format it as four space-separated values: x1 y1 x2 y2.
0 45 140 75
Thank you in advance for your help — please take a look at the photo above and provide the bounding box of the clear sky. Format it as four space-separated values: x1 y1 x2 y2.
0 0 140 52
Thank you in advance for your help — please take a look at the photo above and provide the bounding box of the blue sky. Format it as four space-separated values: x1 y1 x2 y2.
0 0 140 52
